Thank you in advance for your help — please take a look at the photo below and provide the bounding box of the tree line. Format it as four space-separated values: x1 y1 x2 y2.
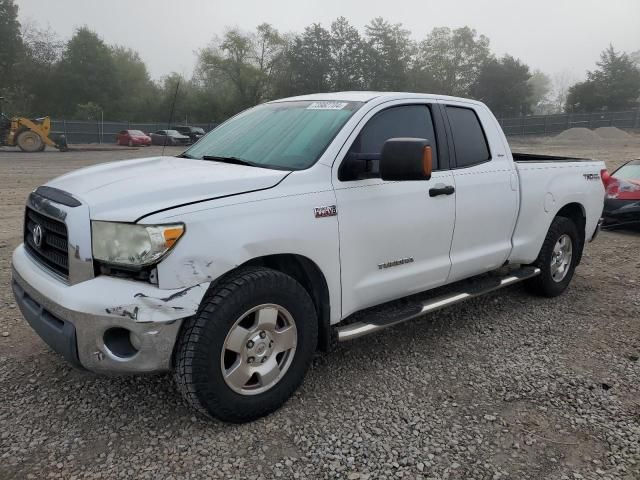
1 0 639 123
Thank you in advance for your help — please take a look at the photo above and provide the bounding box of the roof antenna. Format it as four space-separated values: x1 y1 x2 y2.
162 79 180 157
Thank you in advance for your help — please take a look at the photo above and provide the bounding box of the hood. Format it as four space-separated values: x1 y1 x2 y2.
46 156 288 222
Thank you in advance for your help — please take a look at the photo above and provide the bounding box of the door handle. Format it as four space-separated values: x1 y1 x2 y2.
429 185 455 197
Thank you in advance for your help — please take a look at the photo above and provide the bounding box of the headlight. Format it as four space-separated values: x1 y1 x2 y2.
92 221 184 267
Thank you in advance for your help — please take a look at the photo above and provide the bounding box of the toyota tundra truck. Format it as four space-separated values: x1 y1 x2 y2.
11 92 606 423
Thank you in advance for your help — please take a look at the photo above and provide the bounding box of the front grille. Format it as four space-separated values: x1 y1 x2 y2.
24 207 69 279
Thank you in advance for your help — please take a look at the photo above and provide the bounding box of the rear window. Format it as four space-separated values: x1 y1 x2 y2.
446 106 490 167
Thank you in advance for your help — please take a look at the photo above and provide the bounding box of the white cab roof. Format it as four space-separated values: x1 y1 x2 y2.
270 91 484 106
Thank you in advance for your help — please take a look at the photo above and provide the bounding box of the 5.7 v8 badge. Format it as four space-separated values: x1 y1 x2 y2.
314 205 337 218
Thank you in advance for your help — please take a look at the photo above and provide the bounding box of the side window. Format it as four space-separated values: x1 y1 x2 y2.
446 106 490 167
351 105 438 162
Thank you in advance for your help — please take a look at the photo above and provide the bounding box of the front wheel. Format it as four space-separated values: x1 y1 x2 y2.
174 267 318 423
526 216 580 297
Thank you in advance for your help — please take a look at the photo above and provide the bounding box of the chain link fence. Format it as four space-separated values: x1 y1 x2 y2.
50 120 218 144
498 109 640 136
49 109 640 143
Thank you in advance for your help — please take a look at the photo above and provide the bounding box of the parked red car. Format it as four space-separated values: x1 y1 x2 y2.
116 129 151 147
602 159 640 228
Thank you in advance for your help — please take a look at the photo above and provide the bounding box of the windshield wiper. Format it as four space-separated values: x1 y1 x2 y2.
176 152 196 159
202 155 258 167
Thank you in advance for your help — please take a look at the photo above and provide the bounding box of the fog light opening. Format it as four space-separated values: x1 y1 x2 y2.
103 327 139 358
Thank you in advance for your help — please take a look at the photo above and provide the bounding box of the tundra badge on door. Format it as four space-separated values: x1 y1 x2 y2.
378 257 414 269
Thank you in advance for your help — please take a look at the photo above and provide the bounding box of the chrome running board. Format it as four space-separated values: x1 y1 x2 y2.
336 266 541 342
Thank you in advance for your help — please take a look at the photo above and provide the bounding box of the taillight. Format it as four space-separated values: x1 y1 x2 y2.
606 177 640 200
605 178 620 199
600 169 611 187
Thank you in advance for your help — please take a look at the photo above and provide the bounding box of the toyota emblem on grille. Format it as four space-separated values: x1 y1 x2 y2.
33 224 43 248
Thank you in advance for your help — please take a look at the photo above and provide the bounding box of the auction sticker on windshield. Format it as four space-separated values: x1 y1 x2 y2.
307 102 348 110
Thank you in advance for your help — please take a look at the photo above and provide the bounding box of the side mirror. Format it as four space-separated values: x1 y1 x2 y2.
380 138 432 181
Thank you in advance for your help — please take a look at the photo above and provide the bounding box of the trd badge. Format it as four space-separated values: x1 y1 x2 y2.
314 205 337 218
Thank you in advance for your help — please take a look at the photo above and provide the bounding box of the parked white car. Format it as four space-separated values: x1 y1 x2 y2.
12 92 605 422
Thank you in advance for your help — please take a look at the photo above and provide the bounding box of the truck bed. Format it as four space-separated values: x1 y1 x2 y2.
508 153 606 266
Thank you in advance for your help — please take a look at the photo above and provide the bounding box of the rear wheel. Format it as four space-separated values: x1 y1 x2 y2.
17 130 44 152
526 216 580 297
174 267 318 423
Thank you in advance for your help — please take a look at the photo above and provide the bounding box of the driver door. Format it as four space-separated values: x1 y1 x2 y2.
333 101 457 317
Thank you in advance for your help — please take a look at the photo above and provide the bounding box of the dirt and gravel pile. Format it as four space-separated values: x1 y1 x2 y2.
549 127 637 146
550 128 603 145
594 126 634 141
1 146 639 480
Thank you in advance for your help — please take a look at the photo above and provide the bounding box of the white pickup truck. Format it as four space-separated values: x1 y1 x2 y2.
12 92 605 422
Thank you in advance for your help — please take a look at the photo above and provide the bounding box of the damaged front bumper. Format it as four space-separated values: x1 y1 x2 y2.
11 244 208 374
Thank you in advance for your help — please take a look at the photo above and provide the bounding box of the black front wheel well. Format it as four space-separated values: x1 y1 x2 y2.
242 254 332 352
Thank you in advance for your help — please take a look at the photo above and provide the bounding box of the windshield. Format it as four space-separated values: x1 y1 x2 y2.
615 160 640 181
165 130 180 135
184 100 362 170
193 127 205 134
129 130 145 135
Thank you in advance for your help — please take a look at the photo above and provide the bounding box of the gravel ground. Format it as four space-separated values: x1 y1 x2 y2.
1 141 639 480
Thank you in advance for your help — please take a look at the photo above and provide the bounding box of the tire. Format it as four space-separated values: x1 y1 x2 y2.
174 267 318 423
16 130 44 152
56 135 68 152
525 216 580 297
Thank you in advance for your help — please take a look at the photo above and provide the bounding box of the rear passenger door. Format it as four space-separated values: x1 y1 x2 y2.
440 101 519 282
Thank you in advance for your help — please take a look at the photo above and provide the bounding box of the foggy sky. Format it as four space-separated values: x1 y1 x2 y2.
15 0 640 84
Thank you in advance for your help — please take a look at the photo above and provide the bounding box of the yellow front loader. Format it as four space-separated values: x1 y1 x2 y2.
0 97 68 152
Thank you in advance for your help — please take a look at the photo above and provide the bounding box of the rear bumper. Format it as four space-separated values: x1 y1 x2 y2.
590 218 603 242
602 199 640 228
11 244 208 374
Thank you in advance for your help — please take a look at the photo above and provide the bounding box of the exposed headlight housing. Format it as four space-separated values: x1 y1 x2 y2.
92 221 184 267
